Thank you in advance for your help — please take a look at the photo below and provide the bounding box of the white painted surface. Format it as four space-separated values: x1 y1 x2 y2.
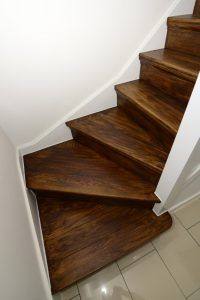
154 74 200 215
0 127 51 300
0 0 195 152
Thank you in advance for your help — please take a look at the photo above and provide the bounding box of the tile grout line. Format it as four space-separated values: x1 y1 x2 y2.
118 247 155 271
173 212 200 231
153 246 187 299
186 287 200 299
188 220 200 231
116 262 134 300
175 214 200 248
76 283 81 300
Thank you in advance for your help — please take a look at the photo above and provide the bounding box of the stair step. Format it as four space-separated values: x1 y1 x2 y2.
24 140 159 205
115 80 184 149
194 0 200 16
166 15 200 57
140 49 200 82
140 49 198 103
37 196 172 293
67 107 168 181
168 14 200 30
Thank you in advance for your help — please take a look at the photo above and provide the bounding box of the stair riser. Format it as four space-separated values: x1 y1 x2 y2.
70 128 161 184
166 27 200 57
140 61 194 104
33 189 156 208
194 0 200 16
117 94 175 152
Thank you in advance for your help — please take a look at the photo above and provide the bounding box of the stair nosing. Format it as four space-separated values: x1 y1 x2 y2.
139 49 198 83
28 186 159 202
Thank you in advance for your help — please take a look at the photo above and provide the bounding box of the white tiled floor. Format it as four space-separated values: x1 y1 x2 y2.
53 198 200 300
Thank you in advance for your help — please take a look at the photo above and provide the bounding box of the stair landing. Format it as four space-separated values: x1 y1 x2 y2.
38 196 172 293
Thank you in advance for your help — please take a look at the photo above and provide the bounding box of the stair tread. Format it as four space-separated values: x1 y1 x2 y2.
67 107 168 174
168 14 200 30
140 49 200 82
115 80 184 135
37 197 172 293
24 140 158 203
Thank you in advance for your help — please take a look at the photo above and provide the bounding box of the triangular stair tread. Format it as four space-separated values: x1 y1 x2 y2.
37 197 172 293
67 107 168 174
115 80 184 135
24 140 159 203
140 49 200 82
168 14 200 30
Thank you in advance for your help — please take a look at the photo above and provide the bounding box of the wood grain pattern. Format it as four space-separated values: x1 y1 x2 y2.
67 107 168 179
166 16 200 57
23 0 200 294
37 197 172 293
115 80 184 134
194 0 200 16
140 61 194 103
140 49 200 83
24 140 159 205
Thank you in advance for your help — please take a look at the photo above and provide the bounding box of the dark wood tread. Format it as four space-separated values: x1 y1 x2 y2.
168 14 200 30
139 49 200 82
194 0 200 16
67 107 168 176
115 80 184 136
24 140 159 204
37 197 172 293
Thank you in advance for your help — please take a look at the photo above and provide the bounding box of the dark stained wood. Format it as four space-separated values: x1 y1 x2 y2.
194 0 200 16
140 61 195 103
23 0 200 294
115 80 184 151
37 197 172 293
168 15 200 30
67 108 168 180
24 140 159 205
140 49 200 83
166 16 200 57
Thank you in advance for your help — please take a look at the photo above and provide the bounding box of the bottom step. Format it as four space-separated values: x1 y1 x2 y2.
38 197 172 294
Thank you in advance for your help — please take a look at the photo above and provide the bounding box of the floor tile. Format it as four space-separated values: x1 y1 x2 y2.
188 289 200 300
60 285 79 300
189 222 200 246
174 198 200 229
117 242 154 270
122 251 185 300
152 217 200 297
78 263 132 300
69 297 80 300
53 294 61 300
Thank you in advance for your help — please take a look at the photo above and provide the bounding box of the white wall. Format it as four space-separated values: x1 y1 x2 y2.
0 0 195 152
0 127 51 300
154 74 200 215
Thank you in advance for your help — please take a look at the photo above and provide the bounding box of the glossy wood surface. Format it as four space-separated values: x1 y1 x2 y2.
194 0 200 16
166 15 200 57
140 49 200 83
67 107 168 178
140 61 194 103
38 197 172 293
24 0 200 294
24 140 158 204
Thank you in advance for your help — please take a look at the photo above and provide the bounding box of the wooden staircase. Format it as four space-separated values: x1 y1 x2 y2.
24 1 200 294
